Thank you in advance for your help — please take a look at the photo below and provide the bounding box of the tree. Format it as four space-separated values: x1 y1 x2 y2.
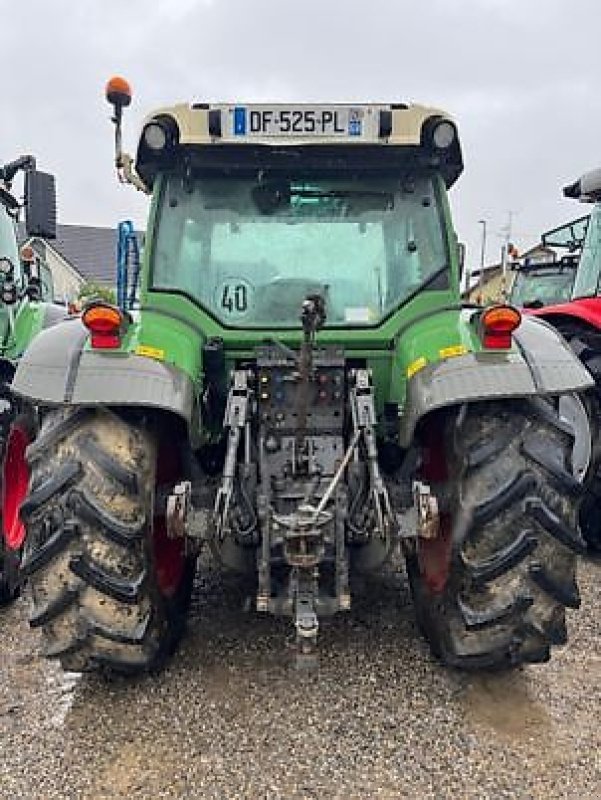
77 281 116 306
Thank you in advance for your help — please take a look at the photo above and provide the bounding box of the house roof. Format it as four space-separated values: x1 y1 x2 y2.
52 225 120 284
520 243 555 259
468 261 503 281
18 223 143 286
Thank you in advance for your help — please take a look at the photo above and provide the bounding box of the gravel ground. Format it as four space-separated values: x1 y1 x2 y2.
1 555 600 800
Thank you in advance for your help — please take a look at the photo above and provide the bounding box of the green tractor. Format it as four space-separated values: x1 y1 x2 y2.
0 155 60 603
9 78 595 674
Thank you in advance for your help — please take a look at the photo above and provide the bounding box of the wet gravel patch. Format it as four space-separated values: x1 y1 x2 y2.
1 557 600 799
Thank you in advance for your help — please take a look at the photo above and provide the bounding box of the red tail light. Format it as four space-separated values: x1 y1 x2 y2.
82 302 124 349
480 305 521 349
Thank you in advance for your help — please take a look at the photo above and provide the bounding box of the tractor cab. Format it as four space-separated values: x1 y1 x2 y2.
123 100 464 339
527 168 601 323
570 199 601 301
510 254 578 309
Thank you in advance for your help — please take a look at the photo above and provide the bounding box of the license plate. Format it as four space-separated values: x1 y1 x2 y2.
222 105 377 140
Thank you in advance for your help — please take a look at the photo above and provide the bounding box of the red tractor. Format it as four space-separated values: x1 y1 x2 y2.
528 168 601 550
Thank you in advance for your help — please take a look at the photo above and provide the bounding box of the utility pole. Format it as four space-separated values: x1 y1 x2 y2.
478 219 487 301
500 211 514 300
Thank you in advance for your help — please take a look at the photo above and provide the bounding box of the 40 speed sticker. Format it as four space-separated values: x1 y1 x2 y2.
215 279 254 320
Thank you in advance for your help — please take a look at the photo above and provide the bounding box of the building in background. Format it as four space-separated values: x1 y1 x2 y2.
465 243 556 304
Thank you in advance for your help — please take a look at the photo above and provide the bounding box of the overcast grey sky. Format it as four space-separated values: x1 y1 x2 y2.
2 0 600 268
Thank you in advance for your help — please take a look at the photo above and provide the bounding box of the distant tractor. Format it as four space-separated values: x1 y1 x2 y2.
6 79 594 675
510 214 589 310
510 257 578 309
0 156 60 602
527 169 601 550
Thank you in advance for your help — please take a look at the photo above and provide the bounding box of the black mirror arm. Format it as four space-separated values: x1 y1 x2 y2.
0 155 36 186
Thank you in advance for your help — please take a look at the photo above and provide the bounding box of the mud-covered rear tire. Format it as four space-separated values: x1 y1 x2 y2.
22 407 195 674
407 397 585 670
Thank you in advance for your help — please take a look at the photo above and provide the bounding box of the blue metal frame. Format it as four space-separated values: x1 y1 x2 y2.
116 220 140 310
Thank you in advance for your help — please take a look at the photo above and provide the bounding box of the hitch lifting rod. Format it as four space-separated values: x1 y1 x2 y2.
310 429 361 522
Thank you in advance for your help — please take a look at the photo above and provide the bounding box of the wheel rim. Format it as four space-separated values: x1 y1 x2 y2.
417 515 453 594
417 419 453 594
153 440 186 597
2 424 30 550
154 517 186 597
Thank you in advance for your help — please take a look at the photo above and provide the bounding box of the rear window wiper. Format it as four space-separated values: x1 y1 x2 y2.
291 189 392 199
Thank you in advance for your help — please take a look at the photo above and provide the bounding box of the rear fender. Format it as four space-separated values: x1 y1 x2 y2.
10 319 196 434
399 314 593 447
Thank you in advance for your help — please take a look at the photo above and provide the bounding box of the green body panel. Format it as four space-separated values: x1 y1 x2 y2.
1 301 48 362
0 205 57 371
389 307 481 407
120 309 204 385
